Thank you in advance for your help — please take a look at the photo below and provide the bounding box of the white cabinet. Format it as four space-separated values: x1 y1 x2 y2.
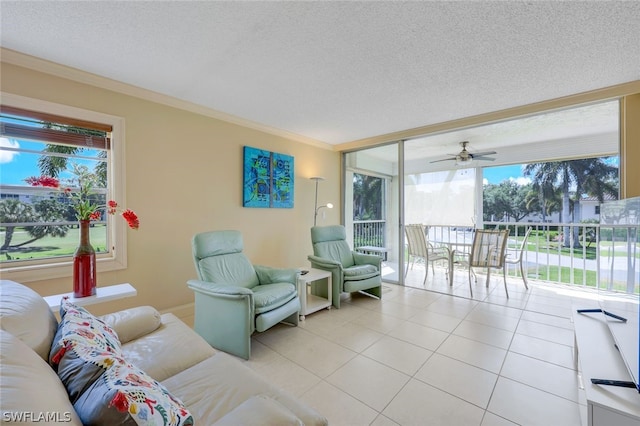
573 308 640 426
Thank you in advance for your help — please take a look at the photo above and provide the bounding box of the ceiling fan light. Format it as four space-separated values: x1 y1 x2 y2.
456 155 472 166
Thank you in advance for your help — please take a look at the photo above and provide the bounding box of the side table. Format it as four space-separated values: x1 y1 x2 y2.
356 245 389 261
298 268 332 320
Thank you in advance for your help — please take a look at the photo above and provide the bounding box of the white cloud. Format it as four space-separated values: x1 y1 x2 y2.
509 176 531 186
0 138 20 164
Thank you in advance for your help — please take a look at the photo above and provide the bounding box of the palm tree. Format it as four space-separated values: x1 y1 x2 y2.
524 157 618 248
524 184 561 223
38 144 107 185
352 173 383 220
38 121 108 182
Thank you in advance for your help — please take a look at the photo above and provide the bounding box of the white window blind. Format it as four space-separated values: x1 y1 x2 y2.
405 169 476 227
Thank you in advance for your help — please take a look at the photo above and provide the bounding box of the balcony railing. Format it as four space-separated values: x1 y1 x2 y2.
353 220 386 248
353 220 639 295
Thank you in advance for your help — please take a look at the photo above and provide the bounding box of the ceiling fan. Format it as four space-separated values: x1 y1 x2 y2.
430 141 497 165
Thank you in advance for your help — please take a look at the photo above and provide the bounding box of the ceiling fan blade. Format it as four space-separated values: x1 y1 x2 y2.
470 150 497 157
473 155 496 161
430 157 456 163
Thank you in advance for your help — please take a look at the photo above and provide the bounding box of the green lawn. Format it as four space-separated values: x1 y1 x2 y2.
1 226 108 262
528 265 598 287
510 233 638 260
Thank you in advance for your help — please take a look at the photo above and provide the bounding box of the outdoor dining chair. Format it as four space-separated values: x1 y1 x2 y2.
503 227 533 290
466 229 509 297
404 224 450 285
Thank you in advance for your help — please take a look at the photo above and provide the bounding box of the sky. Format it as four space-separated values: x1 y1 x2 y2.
483 164 530 185
1 138 46 185
0 137 102 185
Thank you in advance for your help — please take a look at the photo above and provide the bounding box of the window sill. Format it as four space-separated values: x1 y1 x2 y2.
0 256 126 284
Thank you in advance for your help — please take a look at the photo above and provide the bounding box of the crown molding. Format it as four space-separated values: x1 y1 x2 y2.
0 48 334 150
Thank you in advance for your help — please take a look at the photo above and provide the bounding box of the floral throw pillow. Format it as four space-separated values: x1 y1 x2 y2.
51 297 122 360
74 358 194 426
49 298 123 402
49 298 193 425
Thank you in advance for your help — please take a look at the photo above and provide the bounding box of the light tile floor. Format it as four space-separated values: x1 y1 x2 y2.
183 266 638 426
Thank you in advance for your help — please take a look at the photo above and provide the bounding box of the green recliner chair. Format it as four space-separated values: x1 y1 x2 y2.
187 230 300 359
308 225 382 309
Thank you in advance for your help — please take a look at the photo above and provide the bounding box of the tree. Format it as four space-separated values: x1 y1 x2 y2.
483 180 533 222
38 123 107 182
0 200 35 251
524 157 618 248
21 200 70 247
524 182 561 222
0 199 69 252
353 173 383 220
38 144 107 185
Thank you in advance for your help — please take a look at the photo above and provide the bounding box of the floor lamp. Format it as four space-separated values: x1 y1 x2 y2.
311 176 333 226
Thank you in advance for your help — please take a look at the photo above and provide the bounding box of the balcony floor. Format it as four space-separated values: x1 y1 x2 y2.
387 261 637 310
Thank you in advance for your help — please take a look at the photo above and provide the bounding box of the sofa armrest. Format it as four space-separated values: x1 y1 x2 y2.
187 279 254 298
99 306 161 344
353 252 382 268
254 265 298 285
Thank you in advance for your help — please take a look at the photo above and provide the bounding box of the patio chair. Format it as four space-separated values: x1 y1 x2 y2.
503 227 532 290
404 224 450 285
467 229 509 297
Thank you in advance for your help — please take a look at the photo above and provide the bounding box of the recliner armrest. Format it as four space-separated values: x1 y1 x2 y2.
254 265 298 285
187 279 254 298
307 255 343 270
353 252 382 268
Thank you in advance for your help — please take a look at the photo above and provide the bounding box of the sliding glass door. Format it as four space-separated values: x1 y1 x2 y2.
344 143 402 283
342 100 619 289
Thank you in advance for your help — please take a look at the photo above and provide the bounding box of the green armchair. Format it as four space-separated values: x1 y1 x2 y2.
187 230 300 359
308 225 382 308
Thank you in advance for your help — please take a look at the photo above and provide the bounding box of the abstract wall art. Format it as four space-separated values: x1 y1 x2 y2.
243 146 294 208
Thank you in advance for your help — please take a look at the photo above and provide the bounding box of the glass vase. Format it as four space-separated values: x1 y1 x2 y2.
73 220 96 298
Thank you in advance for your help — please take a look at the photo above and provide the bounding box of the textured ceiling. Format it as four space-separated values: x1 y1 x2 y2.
1 1 639 147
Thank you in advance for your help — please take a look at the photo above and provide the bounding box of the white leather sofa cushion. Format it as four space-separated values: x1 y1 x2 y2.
121 313 216 382
0 280 58 361
0 330 83 425
215 395 303 426
162 352 327 425
100 305 161 343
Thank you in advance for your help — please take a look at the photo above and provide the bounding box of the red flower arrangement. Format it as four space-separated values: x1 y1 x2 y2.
25 164 139 229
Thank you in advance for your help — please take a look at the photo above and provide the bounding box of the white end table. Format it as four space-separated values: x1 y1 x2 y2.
44 283 137 311
297 268 332 320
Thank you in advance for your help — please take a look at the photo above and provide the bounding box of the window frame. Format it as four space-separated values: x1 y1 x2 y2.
0 93 127 283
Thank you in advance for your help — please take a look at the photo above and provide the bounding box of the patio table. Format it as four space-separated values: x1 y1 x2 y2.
432 237 474 286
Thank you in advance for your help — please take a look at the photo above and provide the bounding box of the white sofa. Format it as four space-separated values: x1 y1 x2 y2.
0 280 327 425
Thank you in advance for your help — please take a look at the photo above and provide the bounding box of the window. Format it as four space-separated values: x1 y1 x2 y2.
0 93 126 282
